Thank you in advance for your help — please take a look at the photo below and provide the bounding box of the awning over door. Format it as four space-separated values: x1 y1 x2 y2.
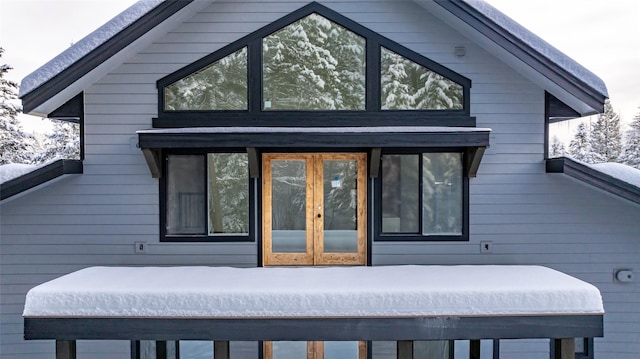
137 126 491 178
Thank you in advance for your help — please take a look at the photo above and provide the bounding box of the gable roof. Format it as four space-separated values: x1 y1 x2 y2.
20 0 607 117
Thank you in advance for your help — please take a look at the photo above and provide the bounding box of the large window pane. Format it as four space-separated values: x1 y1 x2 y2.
323 160 358 253
381 155 419 233
263 13 366 110
166 155 205 235
422 153 463 235
165 48 248 110
207 153 249 235
381 47 463 110
271 160 307 252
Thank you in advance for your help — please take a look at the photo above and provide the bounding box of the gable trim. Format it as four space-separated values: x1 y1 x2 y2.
20 1 194 114
546 157 640 205
434 0 606 114
0 160 83 202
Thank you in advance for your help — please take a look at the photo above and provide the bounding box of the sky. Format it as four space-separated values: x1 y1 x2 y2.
1 0 638 135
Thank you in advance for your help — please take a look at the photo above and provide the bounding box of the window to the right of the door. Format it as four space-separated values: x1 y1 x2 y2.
379 152 467 241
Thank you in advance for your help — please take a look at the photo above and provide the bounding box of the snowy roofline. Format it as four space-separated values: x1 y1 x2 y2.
19 0 165 97
19 0 607 105
137 126 492 134
460 0 608 98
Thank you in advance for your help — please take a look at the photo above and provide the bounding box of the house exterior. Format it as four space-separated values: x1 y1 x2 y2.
1 0 638 358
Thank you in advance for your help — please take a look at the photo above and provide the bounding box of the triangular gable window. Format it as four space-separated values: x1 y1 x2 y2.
165 47 247 111
156 2 472 127
381 47 463 110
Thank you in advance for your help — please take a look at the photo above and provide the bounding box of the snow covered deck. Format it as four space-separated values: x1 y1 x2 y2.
24 265 603 358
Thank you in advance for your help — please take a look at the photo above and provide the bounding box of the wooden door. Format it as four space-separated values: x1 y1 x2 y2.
262 153 367 266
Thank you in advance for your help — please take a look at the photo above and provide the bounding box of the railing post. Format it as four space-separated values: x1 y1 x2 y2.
397 340 413 359
214 341 230 359
56 340 76 359
553 339 575 359
470 339 481 359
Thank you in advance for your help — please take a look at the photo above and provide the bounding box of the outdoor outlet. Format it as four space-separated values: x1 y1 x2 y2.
480 241 492 254
134 242 148 254
614 269 634 283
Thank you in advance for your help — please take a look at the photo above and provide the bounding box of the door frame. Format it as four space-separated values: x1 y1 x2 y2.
262 153 367 266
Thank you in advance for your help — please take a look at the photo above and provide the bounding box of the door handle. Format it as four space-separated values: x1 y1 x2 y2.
317 213 322 218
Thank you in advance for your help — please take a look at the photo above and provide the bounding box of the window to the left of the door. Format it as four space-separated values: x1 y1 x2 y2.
163 152 252 242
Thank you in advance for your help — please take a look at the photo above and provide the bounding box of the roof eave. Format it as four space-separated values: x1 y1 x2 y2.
427 0 607 116
20 0 198 116
0 160 83 203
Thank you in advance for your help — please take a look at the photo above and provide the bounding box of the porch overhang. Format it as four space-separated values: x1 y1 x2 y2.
137 126 491 178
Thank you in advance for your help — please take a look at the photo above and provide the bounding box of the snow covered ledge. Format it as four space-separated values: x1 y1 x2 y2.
23 265 603 359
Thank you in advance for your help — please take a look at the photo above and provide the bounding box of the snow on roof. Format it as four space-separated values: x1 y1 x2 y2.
19 0 165 97
0 163 40 183
461 0 608 98
137 126 492 134
23 265 604 318
589 162 640 188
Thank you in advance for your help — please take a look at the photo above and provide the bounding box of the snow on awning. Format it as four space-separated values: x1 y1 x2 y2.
136 126 491 178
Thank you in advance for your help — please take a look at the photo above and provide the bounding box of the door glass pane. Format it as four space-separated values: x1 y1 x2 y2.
271 160 307 252
323 160 358 253
272 341 307 359
414 341 449 359
166 155 205 235
422 153 462 235
208 153 249 235
179 341 213 359
381 155 419 233
324 341 358 358
165 47 247 110
263 14 366 110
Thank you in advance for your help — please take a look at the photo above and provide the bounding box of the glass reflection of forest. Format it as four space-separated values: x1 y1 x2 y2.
165 14 463 112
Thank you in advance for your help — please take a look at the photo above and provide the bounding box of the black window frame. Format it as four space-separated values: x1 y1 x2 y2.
154 2 473 128
160 149 255 243
375 148 470 242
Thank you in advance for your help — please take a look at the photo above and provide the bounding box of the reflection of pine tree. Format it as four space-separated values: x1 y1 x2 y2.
208 153 249 233
166 48 247 110
263 14 366 110
589 100 622 163
323 160 357 230
271 160 307 230
381 48 462 110
422 153 462 234
620 109 640 169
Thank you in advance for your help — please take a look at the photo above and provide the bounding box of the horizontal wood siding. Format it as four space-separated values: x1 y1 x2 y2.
1 1 638 358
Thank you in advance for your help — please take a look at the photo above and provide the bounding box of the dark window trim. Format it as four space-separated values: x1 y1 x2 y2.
155 1 472 127
549 337 594 359
375 148 470 242
160 149 255 243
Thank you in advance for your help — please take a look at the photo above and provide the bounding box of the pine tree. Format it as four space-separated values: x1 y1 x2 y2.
589 100 622 163
568 123 597 163
32 120 80 163
0 47 35 165
549 135 565 158
620 108 640 169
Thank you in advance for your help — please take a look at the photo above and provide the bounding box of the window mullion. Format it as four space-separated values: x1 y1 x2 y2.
203 154 209 236
248 39 263 112
418 154 424 236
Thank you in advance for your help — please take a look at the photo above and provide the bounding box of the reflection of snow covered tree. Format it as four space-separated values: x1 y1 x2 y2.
165 48 247 110
589 100 622 163
381 48 462 110
263 14 365 110
271 160 307 230
422 153 462 234
620 108 640 169
208 153 248 234
568 123 596 163
32 120 80 163
0 47 35 165
323 160 357 230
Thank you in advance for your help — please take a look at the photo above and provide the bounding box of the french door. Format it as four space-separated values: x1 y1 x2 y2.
262 153 367 266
